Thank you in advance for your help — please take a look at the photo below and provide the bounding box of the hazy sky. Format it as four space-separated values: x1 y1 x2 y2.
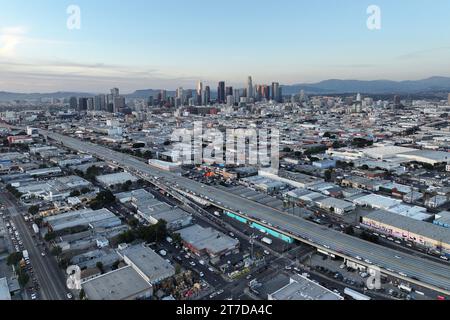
1 0 450 93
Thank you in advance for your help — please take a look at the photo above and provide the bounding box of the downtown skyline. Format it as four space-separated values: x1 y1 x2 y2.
1 0 450 93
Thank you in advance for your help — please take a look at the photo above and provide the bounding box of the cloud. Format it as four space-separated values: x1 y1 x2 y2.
396 47 450 60
0 26 27 57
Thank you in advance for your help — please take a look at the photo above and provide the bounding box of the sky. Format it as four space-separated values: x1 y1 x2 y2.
0 0 450 93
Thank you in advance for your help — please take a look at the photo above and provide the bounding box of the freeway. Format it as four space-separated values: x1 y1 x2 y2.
43 131 450 295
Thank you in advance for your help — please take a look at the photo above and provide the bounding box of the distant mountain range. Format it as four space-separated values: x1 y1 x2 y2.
2 76 450 101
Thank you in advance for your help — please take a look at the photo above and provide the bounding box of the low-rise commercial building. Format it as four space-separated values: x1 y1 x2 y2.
177 224 240 259
118 244 175 284
81 266 153 300
268 274 343 300
362 210 450 253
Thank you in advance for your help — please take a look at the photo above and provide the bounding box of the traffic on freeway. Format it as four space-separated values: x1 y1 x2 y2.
43 130 450 295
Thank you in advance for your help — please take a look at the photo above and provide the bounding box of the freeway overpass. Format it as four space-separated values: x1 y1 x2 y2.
42 130 450 296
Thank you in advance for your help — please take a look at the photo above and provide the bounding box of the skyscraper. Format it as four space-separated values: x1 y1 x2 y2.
202 86 211 106
217 81 226 104
226 86 233 97
111 88 120 97
247 76 253 100
94 94 106 111
448 93 450 106
69 96 78 110
113 96 125 113
271 82 280 102
197 81 203 105
78 97 88 112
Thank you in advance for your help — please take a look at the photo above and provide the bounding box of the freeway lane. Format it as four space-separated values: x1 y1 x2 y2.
43 131 450 295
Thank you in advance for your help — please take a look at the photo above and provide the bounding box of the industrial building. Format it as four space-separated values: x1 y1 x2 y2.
177 224 240 259
44 208 122 233
362 210 450 253
118 244 175 284
0 278 11 301
81 266 153 300
96 172 138 188
116 189 192 230
268 274 343 300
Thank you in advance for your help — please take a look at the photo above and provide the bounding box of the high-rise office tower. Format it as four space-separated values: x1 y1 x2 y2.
271 82 280 102
217 81 226 104
226 86 233 97
69 96 78 110
247 76 253 99
448 93 450 106
176 87 184 105
111 88 120 97
233 89 241 104
197 81 203 105
94 94 105 111
160 90 167 102
394 95 401 106
78 97 88 112
87 97 94 111
203 86 211 105
147 96 154 107
113 96 125 113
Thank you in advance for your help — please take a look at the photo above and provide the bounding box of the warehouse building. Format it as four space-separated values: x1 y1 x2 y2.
362 210 450 253
96 172 138 188
118 244 175 285
268 274 343 301
434 211 450 229
81 266 153 300
0 278 11 301
177 224 240 259
44 208 121 232
116 189 192 230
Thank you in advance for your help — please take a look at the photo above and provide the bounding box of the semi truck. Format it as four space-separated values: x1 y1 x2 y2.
344 288 371 301
32 224 39 235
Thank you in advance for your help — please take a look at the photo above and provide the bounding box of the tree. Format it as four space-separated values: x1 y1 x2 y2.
7 252 23 266
70 190 81 197
324 170 333 182
28 205 40 215
79 289 86 300
51 246 62 257
45 232 57 242
17 269 30 287
96 262 105 274
172 233 183 245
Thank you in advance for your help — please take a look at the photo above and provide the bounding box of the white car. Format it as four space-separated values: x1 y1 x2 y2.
67 293 73 299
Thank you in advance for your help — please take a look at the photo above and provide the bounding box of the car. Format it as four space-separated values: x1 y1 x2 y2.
440 256 449 261
41 252 46 257
340 264 346 269
285 266 292 271
208 267 215 273
199 272 204 278
67 293 73 299
387 237 394 241
190 261 196 267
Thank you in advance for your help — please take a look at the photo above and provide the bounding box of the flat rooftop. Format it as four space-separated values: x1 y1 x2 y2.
269 274 343 301
82 266 152 300
118 244 175 284
364 210 450 244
